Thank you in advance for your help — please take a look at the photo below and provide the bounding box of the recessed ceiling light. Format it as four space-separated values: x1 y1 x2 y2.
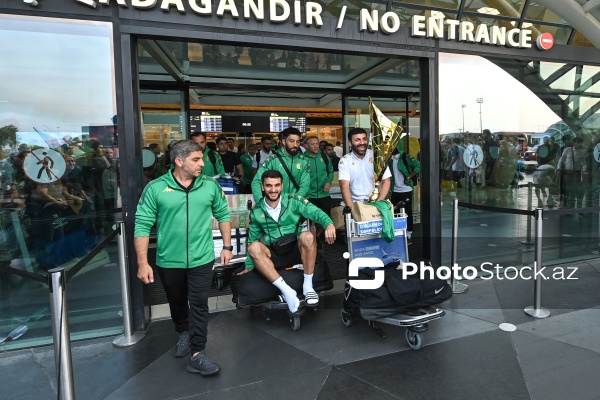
23 0 38 6
477 7 500 15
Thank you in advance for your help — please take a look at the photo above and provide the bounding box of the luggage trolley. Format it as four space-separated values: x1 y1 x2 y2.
340 209 446 350
230 219 329 332
212 197 254 291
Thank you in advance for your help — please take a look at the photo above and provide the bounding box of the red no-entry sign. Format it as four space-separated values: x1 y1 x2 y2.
537 32 554 50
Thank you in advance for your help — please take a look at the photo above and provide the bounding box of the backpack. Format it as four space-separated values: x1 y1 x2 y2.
207 149 217 170
401 153 418 186
320 152 331 172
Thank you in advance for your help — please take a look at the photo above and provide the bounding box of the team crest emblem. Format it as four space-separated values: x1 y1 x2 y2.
296 163 302 169
369 157 373 163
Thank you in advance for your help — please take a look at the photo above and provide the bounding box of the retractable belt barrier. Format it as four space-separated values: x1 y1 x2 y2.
452 198 557 319
1 221 142 399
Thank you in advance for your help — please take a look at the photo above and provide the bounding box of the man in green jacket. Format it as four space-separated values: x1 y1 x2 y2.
240 143 257 194
389 145 420 244
251 127 310 200
304 136 334 218
241 170 336 313
191 131 225 177
134 140 232 376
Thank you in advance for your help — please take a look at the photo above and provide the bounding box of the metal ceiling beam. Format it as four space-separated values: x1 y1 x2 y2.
319 94 341 107
536 0 600 48
139 39 185 83
345 59 403 89
583 0 600 14
192 95 325 108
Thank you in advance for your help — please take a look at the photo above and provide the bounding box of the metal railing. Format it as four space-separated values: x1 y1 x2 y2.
0 220 142 399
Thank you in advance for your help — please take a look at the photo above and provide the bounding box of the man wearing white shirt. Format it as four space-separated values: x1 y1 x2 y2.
252 135 274 174
333 141 344 158
338 128 392 206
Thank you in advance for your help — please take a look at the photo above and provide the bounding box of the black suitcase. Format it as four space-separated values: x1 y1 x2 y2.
343 258 452 320
231 254 333 308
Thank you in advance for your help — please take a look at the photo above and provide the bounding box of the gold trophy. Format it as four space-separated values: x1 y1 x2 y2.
368 97 405 202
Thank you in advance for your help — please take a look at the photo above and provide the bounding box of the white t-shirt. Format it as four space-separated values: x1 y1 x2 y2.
338 149 392 202
252 149 273 169
264 198 282 222
333 146 343 158
391 154 412 193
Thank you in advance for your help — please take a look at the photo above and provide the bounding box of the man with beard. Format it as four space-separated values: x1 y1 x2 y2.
325 143 340 172
135 140 232 376
339 127 392 206
190 132 225 177
252 135 274 174
251 127 310 199
240 143 257 194
304 136 334 221
215 135 243 178
240 170 336 312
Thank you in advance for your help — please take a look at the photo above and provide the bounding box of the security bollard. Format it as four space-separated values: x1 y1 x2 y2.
451 198 468 293
113 221 146 347
521 182 534 245
524 208 550 318
48 267 75 400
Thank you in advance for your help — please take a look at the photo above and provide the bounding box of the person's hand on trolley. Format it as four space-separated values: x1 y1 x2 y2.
324 224 336 244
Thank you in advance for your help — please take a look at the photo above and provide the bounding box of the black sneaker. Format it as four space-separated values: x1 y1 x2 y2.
187 350 221 376
173 331 190 358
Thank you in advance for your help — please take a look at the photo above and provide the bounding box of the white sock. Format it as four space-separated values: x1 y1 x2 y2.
272 277 299 313
303 274 314 294
303 274 319 305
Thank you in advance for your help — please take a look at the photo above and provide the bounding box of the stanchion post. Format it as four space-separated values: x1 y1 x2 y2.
524 208 550 318
48 267 75 400
451 198 468 293
521 182 534 245
113 221 146 347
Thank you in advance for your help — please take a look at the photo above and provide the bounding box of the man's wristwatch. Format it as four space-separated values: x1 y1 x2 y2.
222 246 233 251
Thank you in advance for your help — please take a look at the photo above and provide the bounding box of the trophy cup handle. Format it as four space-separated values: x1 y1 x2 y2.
368 181 380 203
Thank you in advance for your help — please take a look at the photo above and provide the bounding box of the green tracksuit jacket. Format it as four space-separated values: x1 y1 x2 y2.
240 152 254 185
202 149 226 177
251 148 310 200
245 194 333 269
390 152 421 189
134 171 230 268
305 151 334 199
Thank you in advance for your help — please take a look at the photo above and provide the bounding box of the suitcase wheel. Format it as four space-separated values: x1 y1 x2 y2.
341 309 353 327
215 277 224 291
289 315 301 331
405 330 423 350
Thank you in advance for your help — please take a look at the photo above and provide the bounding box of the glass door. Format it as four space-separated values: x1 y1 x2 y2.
139 89 187 187
342 95 422 254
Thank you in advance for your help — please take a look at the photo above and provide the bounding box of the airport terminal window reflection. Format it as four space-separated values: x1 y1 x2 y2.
463 0 527 17
0 15 120 350
140 90 185 186
439 53 600 267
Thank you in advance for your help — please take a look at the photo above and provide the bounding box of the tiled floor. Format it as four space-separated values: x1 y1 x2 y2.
2 259 600 400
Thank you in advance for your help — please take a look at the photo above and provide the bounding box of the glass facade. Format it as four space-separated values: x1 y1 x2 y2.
0 15 121 350
0 0 598 350
439 53 600 271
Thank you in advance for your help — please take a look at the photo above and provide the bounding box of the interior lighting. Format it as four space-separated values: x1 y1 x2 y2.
477 7 500 15
23 0 38 6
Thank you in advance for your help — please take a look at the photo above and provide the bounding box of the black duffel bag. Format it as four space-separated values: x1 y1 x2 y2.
343 258 452 320
231 253 333 308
